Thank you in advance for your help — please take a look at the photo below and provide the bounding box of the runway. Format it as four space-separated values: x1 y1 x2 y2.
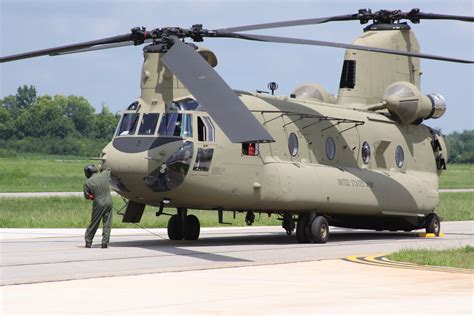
1 221 472 286
1 222 473 314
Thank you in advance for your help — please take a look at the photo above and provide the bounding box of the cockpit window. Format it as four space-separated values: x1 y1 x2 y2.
158 113 193 137
127 101 140 111
116 113 139 136
138 113 159 135
197 116 215 142
168 98 203 111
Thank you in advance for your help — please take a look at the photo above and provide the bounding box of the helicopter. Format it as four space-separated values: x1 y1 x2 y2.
2 8 473 243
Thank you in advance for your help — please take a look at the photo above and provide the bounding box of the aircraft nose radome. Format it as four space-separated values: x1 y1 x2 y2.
144 141 194 193
104 137 194 193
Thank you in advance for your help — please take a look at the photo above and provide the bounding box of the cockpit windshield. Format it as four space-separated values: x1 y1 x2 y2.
168 98 203 111
158 113 193 137
138 113 159 135
116 113 139 136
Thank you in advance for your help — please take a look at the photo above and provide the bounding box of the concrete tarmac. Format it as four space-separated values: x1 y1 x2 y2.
1 222 473 314
2 259 472 315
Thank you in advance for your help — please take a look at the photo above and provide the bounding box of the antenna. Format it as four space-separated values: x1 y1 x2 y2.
268 82 278 95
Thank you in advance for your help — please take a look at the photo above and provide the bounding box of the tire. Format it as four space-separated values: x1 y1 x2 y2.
184 215 200 240
167 215 183 240
426 213 440 236
296 215 311 243
310 216 329 243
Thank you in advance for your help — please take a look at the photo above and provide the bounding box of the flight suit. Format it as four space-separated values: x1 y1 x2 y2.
84 170 113 246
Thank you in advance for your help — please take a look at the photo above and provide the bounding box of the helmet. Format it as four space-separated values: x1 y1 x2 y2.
84 165 98 178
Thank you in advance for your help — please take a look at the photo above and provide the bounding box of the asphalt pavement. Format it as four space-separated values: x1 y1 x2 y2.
1 222 473 314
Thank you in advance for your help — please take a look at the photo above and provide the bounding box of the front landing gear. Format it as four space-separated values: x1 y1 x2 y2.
167 208 201 241
425 213 441 236
296 214 329 243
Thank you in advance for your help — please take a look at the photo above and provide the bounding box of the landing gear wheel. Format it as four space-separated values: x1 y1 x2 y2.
245 211 255 226
310 216 329 243
296 215 312 243
426 213 441 236
282 214 295 236
184 215 200 240
167 215 183 240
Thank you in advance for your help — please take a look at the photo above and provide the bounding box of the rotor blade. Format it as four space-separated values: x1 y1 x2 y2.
161 38 274 143
50 39 154 56
0 33 133 63
414 12 474 22
219 33 474 64
216 10 474 33
216 14 358 33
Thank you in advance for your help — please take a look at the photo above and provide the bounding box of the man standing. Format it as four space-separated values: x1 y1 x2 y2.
83 164 113 248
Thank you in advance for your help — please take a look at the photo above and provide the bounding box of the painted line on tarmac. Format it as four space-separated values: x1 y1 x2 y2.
344 255 473 274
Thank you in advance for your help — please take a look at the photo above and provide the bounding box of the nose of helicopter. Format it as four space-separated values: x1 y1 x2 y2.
102 137 194 193
143 140 194 192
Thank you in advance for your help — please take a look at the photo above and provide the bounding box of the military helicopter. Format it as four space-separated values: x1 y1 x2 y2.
2 8 473 243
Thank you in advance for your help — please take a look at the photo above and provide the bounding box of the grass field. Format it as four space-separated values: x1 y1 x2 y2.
387 246 474 269
0 155 93 192
0 197 282 228
436 192 474 221
0 155 471 227
0 155 472 192
439 163 474 189
0 192 471 228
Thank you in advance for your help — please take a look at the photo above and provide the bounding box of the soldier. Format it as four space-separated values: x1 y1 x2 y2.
83 164 113 248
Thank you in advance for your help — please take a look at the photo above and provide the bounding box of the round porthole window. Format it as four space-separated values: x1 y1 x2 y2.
362 141 371 164
288 132 299 156
326 137 336 160
395 145 404 168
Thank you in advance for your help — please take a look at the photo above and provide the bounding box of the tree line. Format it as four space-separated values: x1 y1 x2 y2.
447 130 474 163
0 85 119 157
0 85 472 162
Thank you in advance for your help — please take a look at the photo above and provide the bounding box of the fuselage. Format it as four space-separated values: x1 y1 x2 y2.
102 91 442 218
101 26 449 232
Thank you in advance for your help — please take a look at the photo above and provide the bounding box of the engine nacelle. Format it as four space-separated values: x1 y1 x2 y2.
292 83 336 104
197 46 218 67
383 82 446 124
426 93 447 119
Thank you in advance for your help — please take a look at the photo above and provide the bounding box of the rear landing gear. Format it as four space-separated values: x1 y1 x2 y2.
311 216 329 243
167 208 201 241
425 213 441 236
296 215 311 242
296 214 329 243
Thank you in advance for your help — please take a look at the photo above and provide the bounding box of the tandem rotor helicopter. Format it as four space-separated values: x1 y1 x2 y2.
2 8 473 243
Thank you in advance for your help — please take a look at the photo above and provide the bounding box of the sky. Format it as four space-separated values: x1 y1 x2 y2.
1 0 473 133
